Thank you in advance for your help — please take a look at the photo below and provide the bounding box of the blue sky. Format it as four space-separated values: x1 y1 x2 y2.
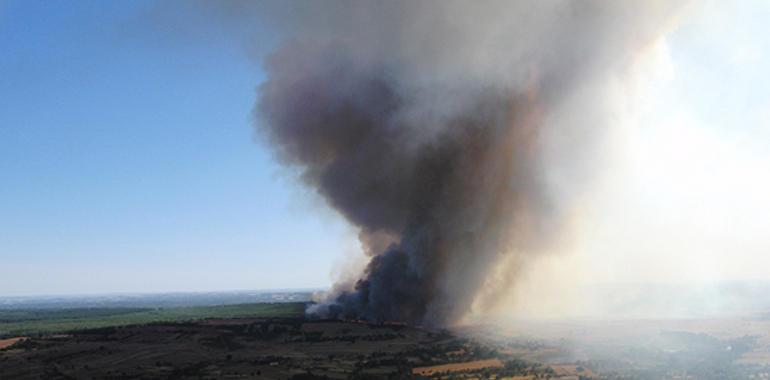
0 1 351 296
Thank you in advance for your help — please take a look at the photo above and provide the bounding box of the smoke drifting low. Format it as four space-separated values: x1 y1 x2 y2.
256 1 682 326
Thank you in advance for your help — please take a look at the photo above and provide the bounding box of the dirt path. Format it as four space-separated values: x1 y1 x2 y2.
0 337 26 350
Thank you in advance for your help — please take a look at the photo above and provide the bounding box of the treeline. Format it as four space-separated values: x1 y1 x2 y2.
0 308 151 323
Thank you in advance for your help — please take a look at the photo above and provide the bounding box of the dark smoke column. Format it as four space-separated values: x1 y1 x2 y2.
255 1 683 326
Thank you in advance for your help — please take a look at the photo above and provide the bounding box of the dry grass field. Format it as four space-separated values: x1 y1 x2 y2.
412 358 504 376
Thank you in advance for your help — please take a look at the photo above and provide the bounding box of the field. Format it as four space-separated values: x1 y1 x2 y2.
0 303 305 338
462 314 770 379
0 317 556 379
0 301 555 379
412 358 504 376
6 301 770 379
0 308 565 380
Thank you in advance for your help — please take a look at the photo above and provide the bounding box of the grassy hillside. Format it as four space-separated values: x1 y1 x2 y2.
0 302 306 338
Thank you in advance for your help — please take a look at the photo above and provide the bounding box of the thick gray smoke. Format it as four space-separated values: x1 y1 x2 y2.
256 1 682 326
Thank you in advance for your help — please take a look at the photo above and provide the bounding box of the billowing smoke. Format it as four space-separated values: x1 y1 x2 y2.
255 1 683 326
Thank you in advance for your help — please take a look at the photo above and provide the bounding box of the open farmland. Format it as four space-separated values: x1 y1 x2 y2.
0 303 305 338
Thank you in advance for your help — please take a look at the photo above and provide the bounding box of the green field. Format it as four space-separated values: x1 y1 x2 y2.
0 302 306 338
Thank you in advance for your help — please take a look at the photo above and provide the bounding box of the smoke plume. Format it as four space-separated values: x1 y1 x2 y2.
255 1 683 326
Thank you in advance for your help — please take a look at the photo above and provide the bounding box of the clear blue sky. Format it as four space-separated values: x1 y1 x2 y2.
0 1 350 296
